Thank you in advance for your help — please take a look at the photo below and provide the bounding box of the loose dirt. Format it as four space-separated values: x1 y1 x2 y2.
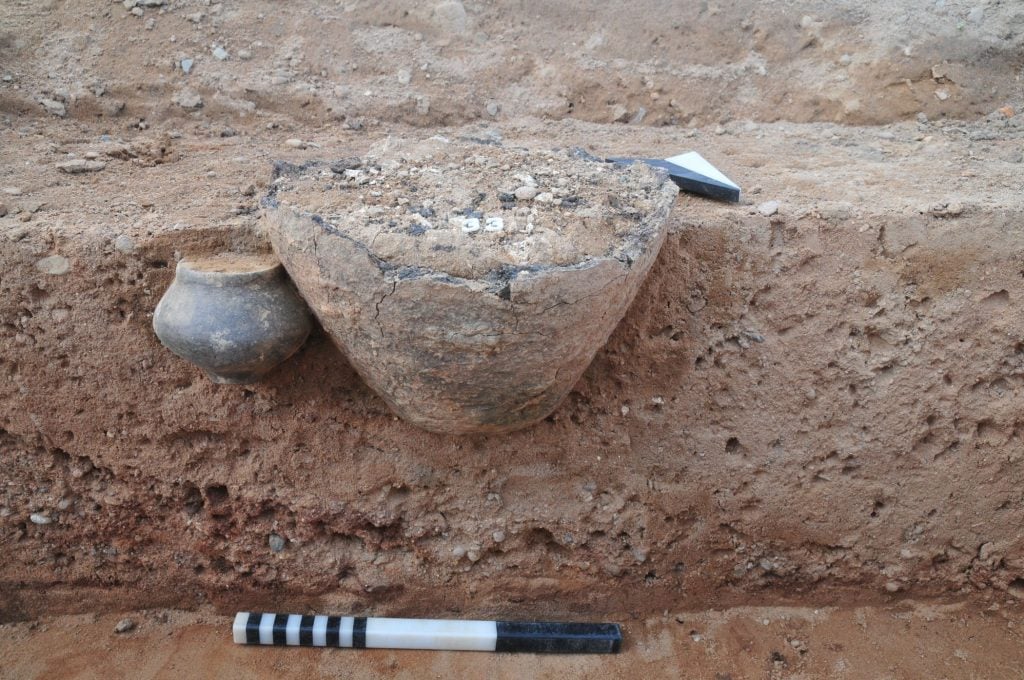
271 144 672 279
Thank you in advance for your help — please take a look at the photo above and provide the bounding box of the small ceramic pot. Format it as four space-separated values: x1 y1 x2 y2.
153 254 312 384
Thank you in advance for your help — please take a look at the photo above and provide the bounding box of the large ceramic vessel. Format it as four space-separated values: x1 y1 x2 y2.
153 254 312 384
263 143 677 433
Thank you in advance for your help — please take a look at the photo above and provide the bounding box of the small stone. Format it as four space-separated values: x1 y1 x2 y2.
172 88 203 109
330 158 362 173
180 58 193 74
533 192 554 203
114 618 136 634
935 89 950 101
145 17 155 30
122 0 137 8
186 12 204 23
998 105 1016 118
757 200 779 216
114 235 136 253
514 186 538 201
130 7 144 16
484 216 504 232
285 138 307 149
838 53 852 66
485 101 499 117
452 545 466 558
967 6 984 24
36 255 71 275
461 217 481 233
237 48 253 60
268 533 286 552
467 549 481 562
885 580 901 593
940 201 963 216
39 98 66 117
29 513 52 525
396 69 412 85
57 159 107 174
212 46 229 61
432 0 468 34
3 187 22 196
7 227 29 241
492 530 506 543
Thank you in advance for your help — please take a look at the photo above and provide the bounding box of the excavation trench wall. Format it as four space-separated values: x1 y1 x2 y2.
1 116 1022 621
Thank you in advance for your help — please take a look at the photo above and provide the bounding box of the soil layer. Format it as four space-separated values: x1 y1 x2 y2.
1 0 1024 633
2 603 1023 679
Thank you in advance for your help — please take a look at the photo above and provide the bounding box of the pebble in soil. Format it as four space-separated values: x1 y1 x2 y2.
114 619 136 634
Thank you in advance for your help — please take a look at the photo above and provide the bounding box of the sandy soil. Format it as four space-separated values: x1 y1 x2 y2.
3 602 1024 679
2 0 1021 128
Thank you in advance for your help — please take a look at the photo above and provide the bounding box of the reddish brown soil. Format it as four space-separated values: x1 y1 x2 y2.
2 0 1024 675
3 114 1023 622
3 603 1024 679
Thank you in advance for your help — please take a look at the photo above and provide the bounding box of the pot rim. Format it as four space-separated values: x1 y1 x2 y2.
262 161 678 293
176 254 284 287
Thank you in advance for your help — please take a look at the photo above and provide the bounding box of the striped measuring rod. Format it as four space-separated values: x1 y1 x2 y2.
233 612 622 654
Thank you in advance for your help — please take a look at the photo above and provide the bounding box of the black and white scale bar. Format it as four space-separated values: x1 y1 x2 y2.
233 612 621 654
607 151 741 203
